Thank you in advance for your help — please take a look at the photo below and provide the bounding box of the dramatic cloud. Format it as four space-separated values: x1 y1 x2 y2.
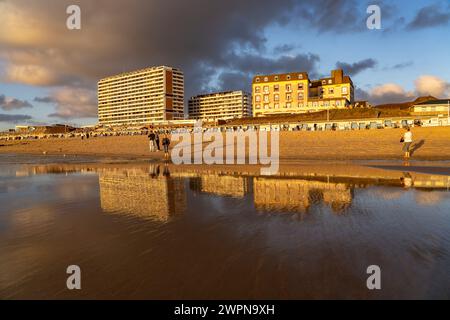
415 75 449 97
407 3 450 29
0 0 306 94
210 52 320 94
0 114 32 123
0 0 447 122
35 87 97 119
335 59 377 76
357 75 450 105
368 83 415 104
0 94 33 111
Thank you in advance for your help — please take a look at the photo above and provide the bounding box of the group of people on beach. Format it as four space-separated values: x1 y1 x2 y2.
148 131 170 160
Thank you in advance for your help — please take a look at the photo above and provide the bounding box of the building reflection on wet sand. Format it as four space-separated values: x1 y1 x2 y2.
253 177 352 214
98 165 186 222
189 174 250 198
16 164 450 218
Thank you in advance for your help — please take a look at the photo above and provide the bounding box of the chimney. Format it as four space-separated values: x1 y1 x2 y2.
332 69 344 83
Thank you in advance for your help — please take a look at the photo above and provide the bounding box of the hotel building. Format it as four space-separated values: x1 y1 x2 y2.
98 66 184 126
188 90 252 122
252 69 354 117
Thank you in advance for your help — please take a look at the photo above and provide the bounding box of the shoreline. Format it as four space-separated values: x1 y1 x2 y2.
2 152 450 178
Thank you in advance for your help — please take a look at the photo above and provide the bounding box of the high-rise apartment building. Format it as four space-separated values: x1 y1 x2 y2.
98 66 184 126
252 69 354 117
188 90 252 122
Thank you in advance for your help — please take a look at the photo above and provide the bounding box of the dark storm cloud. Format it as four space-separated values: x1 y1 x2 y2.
407 3 450 29
0 94 33 110
335 58 377 76
389 61 414 70
210 52 320 94
273 44 296 54
34 96 56 104
0 0 420 119
0 113 32 123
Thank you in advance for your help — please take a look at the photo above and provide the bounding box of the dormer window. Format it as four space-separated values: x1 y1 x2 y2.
286 75 291 80
264 77 268 82
255 77 260 83
274 76 279 81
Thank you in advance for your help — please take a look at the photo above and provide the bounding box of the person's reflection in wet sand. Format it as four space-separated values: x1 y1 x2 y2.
400 172 414 188
163 163 170 177
149 164 160 178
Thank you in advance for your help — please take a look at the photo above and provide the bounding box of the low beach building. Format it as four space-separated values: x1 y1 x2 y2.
252 69 354 117
188 90 252 122
98 66 185 127
411 99 450 116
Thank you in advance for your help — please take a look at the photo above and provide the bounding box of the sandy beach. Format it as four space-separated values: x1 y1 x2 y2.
1 126 450 161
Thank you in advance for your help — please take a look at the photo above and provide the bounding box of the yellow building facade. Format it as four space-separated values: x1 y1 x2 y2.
252 69 354 116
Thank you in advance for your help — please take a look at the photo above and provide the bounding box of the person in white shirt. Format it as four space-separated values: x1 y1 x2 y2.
402 127 413 159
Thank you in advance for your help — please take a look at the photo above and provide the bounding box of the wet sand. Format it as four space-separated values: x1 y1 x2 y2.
2 126 450 161
1 156 450 299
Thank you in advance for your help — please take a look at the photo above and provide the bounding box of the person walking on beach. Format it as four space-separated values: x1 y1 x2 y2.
155 132 161 151
401 127 413 159
162 134 171 160
148 131 156 152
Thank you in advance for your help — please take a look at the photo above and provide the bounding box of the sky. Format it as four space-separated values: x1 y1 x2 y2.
0 0 450 130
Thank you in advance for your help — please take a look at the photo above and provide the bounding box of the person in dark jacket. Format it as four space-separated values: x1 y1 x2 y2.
162 134 170 160
155 132 161 151
148 131 156 152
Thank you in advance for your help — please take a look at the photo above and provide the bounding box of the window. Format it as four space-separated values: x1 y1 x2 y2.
286 102 291 108
255 95 261 102
286 84 292 91
298 74 303 79
263 86 269 93
298 93 304 100
274 103 279 109
298 83 303 90
255 104 261 109
328 79 332 84
264 95 270 103
287 75 291 80
342 86 348 94
274 94 280 101
264 77 268 82
298 103 303 108
264 104 269 109
421 107 427 111
313 102 318 107
255 86 260 93
322 80 326 85
328 88 334 94
286 93 292 101
255 78 260 83
274 76 279 81
274 84 279 92
336 100 341 106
